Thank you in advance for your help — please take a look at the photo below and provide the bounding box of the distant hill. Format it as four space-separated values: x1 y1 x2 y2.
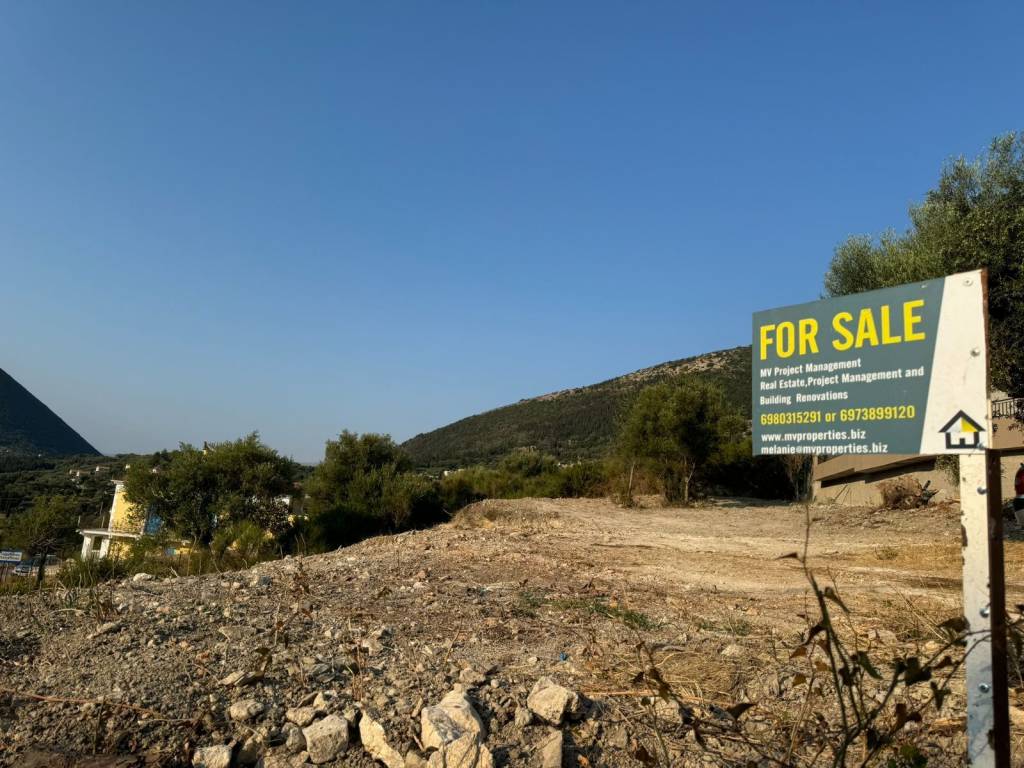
402 346 751 470
0 368 99 456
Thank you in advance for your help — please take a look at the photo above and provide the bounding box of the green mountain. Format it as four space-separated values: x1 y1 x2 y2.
402 346 751 470
0 368 99 456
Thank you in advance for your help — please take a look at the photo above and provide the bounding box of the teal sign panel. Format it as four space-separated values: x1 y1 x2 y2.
752 271 988 456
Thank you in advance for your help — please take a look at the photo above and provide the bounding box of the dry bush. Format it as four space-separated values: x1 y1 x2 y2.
451 499 558 530
878 477 927 510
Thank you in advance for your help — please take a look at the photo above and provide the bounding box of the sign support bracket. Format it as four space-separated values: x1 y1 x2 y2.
960 449 1011 767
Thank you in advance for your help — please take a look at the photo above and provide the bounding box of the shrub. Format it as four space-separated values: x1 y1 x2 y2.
211 520 274 565
381 471 445 530
879 477 927 509
438 472 486 514
58 555 130 588
553 460 608 498
704 440 801 500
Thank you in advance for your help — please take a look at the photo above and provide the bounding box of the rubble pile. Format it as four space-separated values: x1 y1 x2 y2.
0 498 971 766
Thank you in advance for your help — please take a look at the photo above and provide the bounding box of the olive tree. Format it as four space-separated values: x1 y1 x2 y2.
825 132 1024 398
618 380 745 505
123 433 297 546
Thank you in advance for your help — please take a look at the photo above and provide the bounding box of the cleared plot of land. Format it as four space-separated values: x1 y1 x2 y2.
2 496 1021 767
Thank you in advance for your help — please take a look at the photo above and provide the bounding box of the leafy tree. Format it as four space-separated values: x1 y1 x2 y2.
304 432 443 548
4 495 79 555
305 432 408 517
618 380 745 505
825 132 1024 397
123 433 296 546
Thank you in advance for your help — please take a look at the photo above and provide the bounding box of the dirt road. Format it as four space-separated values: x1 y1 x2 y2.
458 496 1024 623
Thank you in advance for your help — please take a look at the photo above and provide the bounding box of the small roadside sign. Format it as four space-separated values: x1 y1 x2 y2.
0 549 23 564
752 269 988 456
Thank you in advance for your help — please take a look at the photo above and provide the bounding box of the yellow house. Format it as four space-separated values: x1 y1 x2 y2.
78 480 157 559
78 479 298 559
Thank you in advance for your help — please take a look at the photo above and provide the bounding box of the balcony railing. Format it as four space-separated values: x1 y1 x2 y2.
78 515 144 535
992 397 1024 420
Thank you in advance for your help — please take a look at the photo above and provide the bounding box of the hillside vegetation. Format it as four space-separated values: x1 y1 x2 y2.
402 346 751 470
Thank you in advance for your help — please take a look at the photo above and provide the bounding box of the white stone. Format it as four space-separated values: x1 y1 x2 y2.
229 698 264 722
262 752 310 768
192 745 232 768
425 732 494 768
312 691 334 710
421 688 485 750
286 706 318 727
284 725 306 753
359 711 405 768
538 728 563 768
303 714 349 764
220 670 259 688
526 678 580 725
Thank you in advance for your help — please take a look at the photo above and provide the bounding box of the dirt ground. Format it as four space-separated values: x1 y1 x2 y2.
3 496 1023 767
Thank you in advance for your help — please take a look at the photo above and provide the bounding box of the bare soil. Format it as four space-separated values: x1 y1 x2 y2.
2 496 1022 767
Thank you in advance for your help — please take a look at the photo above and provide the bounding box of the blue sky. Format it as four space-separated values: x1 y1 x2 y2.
1 2 1020 462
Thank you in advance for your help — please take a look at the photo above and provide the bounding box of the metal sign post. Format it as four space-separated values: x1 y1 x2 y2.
960 451 1011 767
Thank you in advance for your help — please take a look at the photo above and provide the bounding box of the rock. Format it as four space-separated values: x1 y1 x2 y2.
229 698 265 722
250 573 272 588
220 670 259 688
132 572 154 583
458 667 486 686
262 752 311 768
513 706 532 729
603 723 629 749
421 688 485 750
405 751 428 768
286 706 318 727
425 732 494 768
237 737 262 766
88 621 122 639
720 643 744 658
285 725 307 754
303 714 350 764
219 625 256 642
192 745 233 768
538 728 563 768
312 691 335 711
526 678 580 725
359 711 404 768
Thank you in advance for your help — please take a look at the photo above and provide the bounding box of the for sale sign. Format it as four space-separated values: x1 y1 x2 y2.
752 270 988 456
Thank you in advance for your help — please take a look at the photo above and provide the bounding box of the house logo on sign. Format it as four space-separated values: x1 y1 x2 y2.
939 410 985 449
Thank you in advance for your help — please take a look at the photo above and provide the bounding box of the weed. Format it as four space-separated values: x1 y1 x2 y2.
697 615 752 637
519 591 660 631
